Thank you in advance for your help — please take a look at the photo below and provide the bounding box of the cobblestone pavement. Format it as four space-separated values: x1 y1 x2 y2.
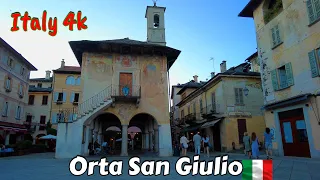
1 152 320 180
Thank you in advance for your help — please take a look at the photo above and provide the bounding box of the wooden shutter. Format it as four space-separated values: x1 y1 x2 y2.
20 106 24 120
308 50 319 77
3 75 7 89
52 114 57 124
314 0 320 19
239 88 244 104
53 92 58 102
285 63 294 86
235 88 240 104
63 92 67 102
68 113 73 122
70 92 75 102
307 0 316 22
271 27 277 46
271 69 279 91
275 25 281 45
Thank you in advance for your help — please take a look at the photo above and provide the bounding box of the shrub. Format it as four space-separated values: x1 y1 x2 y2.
47 128 57 136
16 140 33 150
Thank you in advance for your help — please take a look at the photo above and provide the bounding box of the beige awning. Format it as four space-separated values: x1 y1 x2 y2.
201 119 222 129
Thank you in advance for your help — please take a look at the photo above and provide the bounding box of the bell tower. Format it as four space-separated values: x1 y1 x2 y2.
145 1 166 46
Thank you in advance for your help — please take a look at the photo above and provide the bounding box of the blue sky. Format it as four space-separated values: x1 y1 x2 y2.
0 0 256 86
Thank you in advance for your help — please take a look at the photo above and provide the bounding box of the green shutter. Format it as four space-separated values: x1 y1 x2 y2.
285 62 294 86
271 69 279 91
307 0 316 23
235 88 239 104
308 50 319 77
271 28 277 46
275 25 281 44
314 0 320 19
239 88 244 104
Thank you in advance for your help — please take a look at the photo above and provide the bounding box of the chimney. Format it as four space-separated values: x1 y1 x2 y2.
61 59 65 68
45 70 51 79
193 75 198 83
220 60 227 73
211 72 215 78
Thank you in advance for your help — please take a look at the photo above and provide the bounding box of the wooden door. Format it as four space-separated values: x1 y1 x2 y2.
237 119 247 144
279 108 311 158
119 73 133 96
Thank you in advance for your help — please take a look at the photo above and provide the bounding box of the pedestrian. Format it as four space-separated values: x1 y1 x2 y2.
180 134 189 156
202 134 210 157
264 127 274 159
94 140 101 154
243 132 251 159
193 131 202 156
251 132 259 159
102 140 108 153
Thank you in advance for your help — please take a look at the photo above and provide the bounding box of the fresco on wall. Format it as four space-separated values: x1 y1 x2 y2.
246 82 262 90
86 54 113 80
117 104 134 121
116 55 137 67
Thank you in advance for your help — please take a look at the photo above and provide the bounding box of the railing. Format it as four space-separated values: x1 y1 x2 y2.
111 84 141 97
201 104 218 115
227 105 246 112
57 85 113 123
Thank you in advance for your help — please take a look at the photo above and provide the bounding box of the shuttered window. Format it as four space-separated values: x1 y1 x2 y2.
271 24 282 48
234 88 244 105
307 0 320 24
271 62 294 91
308 48 320 77
199 99 203 113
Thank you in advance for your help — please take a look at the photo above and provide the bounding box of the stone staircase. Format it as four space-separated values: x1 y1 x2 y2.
57 85 113 124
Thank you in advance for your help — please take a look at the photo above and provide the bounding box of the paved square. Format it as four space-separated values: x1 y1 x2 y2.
1 153 320 179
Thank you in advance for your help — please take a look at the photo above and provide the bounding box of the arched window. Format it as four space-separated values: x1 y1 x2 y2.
153 14 159 28
263 0 283 23
66 76 75 85
75 76 81 86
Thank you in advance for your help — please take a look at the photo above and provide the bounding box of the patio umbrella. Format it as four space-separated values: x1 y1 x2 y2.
39 134 56 140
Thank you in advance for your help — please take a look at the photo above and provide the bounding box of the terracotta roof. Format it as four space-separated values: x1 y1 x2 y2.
69 38 181 70
238 0 263 18
0 37 37 71
176 81 204 95
53 66 81 74
0 121 26 129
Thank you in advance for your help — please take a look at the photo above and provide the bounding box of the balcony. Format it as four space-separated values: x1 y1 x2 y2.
227 105 252 118
111 84 141 105
201 104 221 119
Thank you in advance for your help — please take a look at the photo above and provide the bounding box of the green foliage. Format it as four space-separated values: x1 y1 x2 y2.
264 0 283 23
46 121 52 131
32 144 47 149
16 140 33 150
47 128 57 136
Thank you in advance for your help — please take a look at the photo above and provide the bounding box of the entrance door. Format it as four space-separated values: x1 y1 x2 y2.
211 121 222 152
119 73 133 96
279 108 311 158
237 119 247 144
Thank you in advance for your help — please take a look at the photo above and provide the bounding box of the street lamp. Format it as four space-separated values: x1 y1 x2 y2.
243 87 249 96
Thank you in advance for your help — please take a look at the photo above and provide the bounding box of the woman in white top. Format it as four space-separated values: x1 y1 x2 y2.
180 134 189 156
202 134 210 157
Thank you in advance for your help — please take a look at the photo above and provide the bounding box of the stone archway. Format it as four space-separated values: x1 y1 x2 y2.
128 113 159 154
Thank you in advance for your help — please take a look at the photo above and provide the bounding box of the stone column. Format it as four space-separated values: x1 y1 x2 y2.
145 131 149 150
154 128 159 153
121 125 128 156
142 133 145 150
158 124 173 156
132 138 134 150
5 133 10 145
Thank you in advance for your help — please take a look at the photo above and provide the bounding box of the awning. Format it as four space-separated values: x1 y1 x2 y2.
181 123 204 132
201 119 222 129
0 121 27 133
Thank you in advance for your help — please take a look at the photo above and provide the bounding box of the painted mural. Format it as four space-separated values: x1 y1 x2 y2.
116 55 137 67
86 54 113 80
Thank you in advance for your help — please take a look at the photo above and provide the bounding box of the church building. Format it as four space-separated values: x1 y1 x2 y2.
55 3 181 158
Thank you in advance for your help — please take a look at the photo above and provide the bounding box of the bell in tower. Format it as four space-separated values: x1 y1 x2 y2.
153 14 159 28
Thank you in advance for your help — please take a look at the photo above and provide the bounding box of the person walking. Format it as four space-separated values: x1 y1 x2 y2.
264 127 274 159
202 134 210 157
180 134 189 156
193 132 202 156
243 132 251 159
251 132 259 159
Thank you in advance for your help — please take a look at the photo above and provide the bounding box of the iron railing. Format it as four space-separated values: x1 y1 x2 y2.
111 84 141 97
57 85 113 123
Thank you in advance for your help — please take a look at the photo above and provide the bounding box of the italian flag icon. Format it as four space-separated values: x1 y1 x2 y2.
242 160 272 180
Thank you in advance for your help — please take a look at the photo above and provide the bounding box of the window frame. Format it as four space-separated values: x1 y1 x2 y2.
234 88 244 105
271 62 294 91
308 48 320 77
2 102 8 117
307 0 320 26
42 95 48 105
28 95 35 105
15 106 21 120
271 24 282 49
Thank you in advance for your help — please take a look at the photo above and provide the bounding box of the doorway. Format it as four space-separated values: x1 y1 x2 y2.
278 108 311 158
237 119 247 145
211 121 222 152
119 73 133 96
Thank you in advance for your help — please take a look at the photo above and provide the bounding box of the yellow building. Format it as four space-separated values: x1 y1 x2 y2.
51 60 81 127
176 61 265 152
55 3 181 158
25 71 53 143
239 0 320 158
0 37 37 145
